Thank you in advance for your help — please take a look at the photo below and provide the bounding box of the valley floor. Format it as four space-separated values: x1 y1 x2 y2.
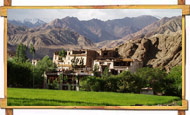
7 88 181 106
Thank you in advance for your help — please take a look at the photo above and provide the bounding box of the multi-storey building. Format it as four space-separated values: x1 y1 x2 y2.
53 49 98 71
93 58 143 75
47 48 142 91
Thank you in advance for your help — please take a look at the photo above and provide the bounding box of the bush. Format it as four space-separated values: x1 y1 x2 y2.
104 75 119 92
7 60 33 88
164 65 182 98
116 71 141 93
135 67 167 94
80 76 105 91
7 55 56 88
80 66 182 97
80 71 141 93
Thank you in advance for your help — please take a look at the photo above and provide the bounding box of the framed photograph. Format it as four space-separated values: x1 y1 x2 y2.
0 3 189 115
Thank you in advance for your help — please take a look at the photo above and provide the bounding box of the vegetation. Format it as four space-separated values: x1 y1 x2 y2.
80 66 182 98
15 43 28 62
7 60 33 88
59 48 67 57
135 67 167 94
93 64 99 77
8 43 56 88
29 43 36 88
7 88 180 106
29 43 35 60
165 65 182 97
102 67 110 78
8 44 182 99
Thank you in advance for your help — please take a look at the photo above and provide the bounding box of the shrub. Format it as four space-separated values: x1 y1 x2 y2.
164 65 182 98
80 76 105 91
135 67 167 94
116 71 141 93
104 75 119 92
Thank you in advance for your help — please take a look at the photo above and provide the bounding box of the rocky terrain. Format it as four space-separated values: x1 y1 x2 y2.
7 15 158 58
96 16 182 48
7 23 95 58
117 16 182 71
7 15 182 70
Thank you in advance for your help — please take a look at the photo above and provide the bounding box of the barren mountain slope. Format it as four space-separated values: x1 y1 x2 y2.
118 31 182 71
96 16 181 49
7 23 95 58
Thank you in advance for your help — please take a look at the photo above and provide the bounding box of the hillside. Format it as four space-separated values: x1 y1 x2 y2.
96 16 182 48
7 15 181 64
117 16 182 71
7 23 95 58
7 15 159 58
9 15 158 43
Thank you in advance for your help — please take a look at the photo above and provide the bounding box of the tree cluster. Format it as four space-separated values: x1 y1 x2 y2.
80 66 182 98
8 44 56 88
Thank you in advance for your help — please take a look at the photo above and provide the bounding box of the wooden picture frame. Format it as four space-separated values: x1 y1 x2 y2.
0 0 189 115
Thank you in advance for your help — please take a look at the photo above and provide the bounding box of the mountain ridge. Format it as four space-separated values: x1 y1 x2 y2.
7 15 181 64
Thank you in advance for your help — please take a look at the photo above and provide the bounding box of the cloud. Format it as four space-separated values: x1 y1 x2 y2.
7 9 181 22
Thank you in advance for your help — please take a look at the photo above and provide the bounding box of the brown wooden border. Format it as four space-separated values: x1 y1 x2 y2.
0 1 189 114
180 0 186 114
1 5 190 17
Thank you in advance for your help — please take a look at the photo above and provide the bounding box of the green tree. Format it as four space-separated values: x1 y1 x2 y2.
104 75 119 92
52 78 59 90
93 64 99 77
102 67 110 78
34 56 56 88
30 44 35 60
59 73 63 90
30 43 36 88
36 56 56 72
15 43 27 63
135 67 167 94
80 76 105 91
7 59 33 88
165 65 182 98
59 49 67 57
116 71 139 93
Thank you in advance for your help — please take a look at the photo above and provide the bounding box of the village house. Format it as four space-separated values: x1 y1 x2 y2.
44 70 93 91
46 48 143 91
53 49 98 71
93 58 143 75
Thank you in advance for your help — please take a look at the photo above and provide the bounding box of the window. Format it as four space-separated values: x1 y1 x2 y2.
103 52 108 56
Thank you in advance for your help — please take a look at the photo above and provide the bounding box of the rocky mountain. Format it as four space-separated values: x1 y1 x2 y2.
122 16 182 40
7 15 159 58
8 25 93 47
96 16 182 48
104 15 159 38
117 16 182 71
8 19 47 28
37 15 158 42
7 15 181 65
7 23 95 58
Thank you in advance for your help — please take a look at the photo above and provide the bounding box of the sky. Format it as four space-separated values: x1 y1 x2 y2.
7 9 182 22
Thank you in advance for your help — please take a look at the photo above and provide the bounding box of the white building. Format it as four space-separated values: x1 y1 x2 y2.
93 58 143 74
53 49 98 71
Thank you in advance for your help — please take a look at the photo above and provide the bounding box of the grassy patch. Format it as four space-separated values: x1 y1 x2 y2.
7 88 181 106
